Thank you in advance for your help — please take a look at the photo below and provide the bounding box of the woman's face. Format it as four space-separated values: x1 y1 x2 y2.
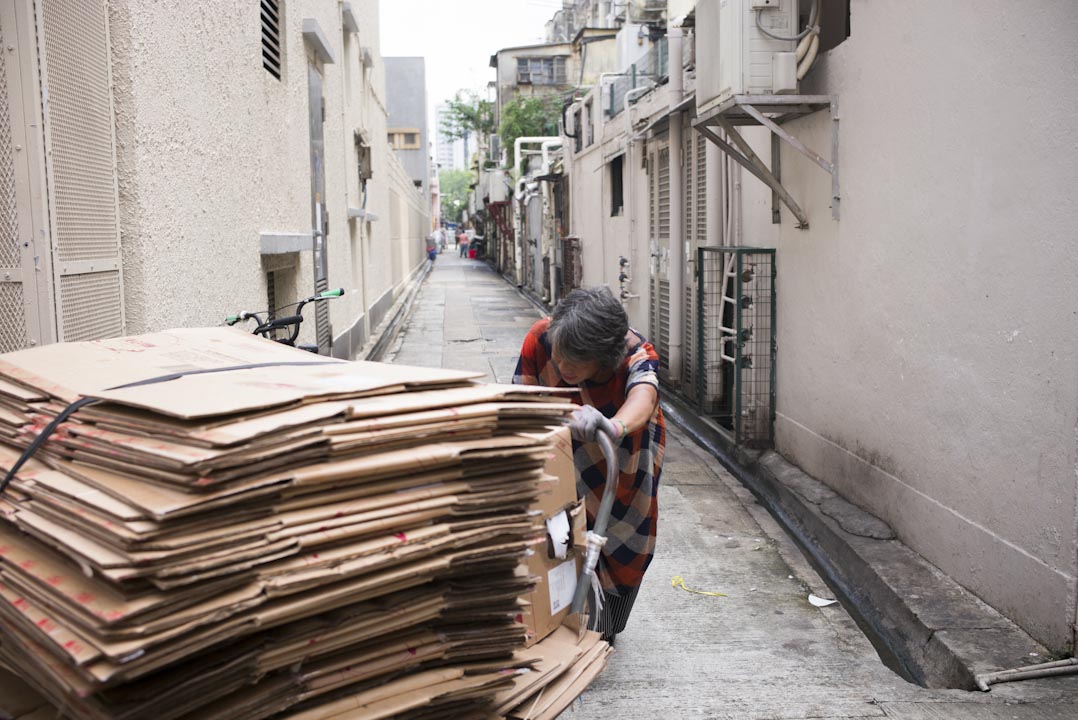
552 345 603 385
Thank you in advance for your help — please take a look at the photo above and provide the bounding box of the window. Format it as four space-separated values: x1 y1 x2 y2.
609 155 624 216
572 108 582 153
261 0 282 80
388 129 422 150
516 56 567 85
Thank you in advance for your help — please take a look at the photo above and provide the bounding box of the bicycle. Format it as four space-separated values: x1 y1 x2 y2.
225 288 344 353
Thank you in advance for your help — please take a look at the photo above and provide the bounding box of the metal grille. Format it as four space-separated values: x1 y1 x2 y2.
41 0 119 264
261 0 282 80
58 272 122 341
0 24 20 269
697 247 776 447
683 282 695 396
653 279 670 373
695 132 707 244
657 147 670 241
0 284 28 353
314 276 330 352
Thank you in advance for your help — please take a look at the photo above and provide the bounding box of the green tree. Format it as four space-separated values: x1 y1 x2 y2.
499 95 562 173
440 91 496 162
439 169 471 223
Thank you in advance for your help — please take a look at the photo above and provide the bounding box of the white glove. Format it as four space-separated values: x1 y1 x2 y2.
568 405 620 442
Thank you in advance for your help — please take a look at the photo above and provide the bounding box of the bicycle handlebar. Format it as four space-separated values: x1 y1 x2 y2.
224 289 344 347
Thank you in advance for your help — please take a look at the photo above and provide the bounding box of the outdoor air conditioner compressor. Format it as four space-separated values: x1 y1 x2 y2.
696 0 801 114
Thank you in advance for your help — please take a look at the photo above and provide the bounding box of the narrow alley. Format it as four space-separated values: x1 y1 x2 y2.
384 251 1078 719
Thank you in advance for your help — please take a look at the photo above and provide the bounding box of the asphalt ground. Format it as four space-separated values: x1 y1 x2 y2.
384 250 1078 720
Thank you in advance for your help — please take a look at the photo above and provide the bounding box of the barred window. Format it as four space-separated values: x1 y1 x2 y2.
516 56 567 85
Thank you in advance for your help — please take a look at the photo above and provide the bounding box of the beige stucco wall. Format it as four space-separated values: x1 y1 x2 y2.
734 0 1078 651
109 0 426 352
565 0 1078 652
570 80 678 334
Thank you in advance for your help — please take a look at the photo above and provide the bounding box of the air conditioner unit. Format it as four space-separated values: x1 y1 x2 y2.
488 169 508 203
696 0 800 115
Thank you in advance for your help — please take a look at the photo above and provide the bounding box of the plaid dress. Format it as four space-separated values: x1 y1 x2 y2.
513 318 665 595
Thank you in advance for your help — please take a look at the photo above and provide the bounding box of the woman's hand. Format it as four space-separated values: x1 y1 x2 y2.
568 405 620 442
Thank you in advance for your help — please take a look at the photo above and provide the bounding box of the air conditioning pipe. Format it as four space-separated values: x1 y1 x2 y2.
513 136 560 177
540 139 562 175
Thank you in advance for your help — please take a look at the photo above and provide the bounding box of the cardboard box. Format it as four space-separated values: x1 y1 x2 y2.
520 500 586 647
522 425 577 519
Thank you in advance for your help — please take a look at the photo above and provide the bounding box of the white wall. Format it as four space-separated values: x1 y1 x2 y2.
745 0 1078 651
108 0 427 354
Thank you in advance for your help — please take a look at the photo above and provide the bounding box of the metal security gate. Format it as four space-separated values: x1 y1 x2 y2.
697 247 775 447
0 0 126 348
648 140 671 375
40 0 125 342
0 0 41 351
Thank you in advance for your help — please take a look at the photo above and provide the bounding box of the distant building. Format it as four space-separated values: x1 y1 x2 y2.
434 103 465 171
384 57 431 199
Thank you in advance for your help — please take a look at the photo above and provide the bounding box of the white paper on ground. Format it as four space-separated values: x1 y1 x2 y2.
544 511 571 560
548 559 578 615
808 593 838 607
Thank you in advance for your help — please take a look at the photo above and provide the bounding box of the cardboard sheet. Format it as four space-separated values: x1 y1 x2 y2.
0 327 604 720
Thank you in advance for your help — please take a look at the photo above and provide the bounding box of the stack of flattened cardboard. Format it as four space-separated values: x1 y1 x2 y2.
0 328 603 720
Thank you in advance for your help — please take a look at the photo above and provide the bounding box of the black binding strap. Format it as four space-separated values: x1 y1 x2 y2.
0 360 340 494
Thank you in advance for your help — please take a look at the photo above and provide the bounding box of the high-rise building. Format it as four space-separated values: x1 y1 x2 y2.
435 103 465 171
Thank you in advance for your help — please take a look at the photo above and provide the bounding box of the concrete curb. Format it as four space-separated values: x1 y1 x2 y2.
362 260 433 362
661 392 1051 690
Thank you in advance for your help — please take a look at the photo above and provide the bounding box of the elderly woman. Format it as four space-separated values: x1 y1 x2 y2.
513 287 665 643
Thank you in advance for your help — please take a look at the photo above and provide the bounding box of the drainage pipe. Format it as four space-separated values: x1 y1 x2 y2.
666 17 686 387
975 658 1078 691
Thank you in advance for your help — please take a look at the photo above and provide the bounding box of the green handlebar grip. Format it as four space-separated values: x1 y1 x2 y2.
225 315 240 325
320 288 345 298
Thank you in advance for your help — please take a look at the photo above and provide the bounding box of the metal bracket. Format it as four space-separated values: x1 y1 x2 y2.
693 95 839 230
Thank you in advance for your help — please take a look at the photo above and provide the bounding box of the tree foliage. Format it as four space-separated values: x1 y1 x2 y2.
439 169 471 223
499 95 562 173
440 91 496 150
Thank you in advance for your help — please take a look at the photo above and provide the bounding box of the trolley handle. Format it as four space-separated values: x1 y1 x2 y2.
569 427 619 616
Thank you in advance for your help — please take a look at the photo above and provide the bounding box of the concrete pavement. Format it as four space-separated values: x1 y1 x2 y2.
386 251 1078 719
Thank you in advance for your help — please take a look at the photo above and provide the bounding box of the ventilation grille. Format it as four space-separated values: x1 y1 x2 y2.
0 25 20 269
59 272 122 341
683 281 695 396
261 0 282 80
657 147 670 241
314 276 330 352
650 279 670 374
695 132 707 245
41 0 119 264
0 284 28 353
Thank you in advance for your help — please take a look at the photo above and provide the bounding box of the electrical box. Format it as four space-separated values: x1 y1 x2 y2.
354 130 372 181
696 0 800 115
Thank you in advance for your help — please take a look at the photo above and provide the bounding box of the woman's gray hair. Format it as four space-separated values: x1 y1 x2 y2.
549 287 628 371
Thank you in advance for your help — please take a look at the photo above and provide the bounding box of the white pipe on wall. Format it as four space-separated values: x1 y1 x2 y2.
618 80 656 318
513 136 560 176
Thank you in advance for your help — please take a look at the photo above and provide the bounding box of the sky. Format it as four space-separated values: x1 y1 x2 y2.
379 0 562 128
